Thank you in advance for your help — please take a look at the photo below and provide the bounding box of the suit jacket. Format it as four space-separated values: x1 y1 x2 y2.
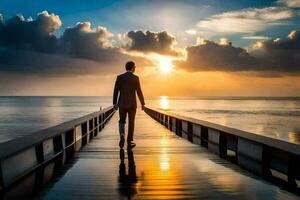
113 71 145 109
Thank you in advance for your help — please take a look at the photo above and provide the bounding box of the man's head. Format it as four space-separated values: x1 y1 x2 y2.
125 61 136 72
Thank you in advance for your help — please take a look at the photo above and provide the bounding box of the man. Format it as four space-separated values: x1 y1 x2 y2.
113 61 145 149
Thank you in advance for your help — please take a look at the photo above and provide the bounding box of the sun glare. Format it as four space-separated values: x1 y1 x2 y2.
158 57 174 73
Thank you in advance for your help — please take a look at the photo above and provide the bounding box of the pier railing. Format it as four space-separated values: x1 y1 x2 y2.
0 106 115 189
144 106 300 191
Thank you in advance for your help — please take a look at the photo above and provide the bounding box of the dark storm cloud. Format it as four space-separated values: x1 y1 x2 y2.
176 30 300 74
126 30 179 56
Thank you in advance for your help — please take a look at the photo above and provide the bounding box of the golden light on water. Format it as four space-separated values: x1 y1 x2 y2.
160 96 169 110
160 138 170 171
160 149 170 171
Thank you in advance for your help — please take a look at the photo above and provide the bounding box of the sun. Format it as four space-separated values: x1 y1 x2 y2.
148 54 174 73
158 57 174 73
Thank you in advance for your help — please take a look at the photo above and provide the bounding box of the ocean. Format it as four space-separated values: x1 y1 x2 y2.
0 96 299 144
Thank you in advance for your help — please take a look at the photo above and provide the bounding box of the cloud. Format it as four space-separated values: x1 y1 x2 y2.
185 29 197 35
1 11 299 77
0 11 61 53
218 38 231 45
197 7 295 34
278 0 300 8
126 30 179 56
249 30 300 72
59 21 127 62
175 30 300 75
0 12 150 76
0 47 152 76
242 36 270 40
0 48 96 76
175 39 257 72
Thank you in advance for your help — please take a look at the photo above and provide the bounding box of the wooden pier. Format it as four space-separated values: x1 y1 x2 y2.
0 107 300 199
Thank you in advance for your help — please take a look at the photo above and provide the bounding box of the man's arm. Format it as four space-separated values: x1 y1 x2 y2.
113 76 120 108
136 77 145 108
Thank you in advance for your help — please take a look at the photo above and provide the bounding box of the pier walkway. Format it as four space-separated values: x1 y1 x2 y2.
33 111 299 200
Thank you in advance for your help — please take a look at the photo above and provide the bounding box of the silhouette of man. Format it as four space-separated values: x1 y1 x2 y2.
113 61 145 149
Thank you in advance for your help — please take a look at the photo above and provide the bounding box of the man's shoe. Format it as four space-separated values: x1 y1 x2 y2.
119 136 125 148
127 142 136 149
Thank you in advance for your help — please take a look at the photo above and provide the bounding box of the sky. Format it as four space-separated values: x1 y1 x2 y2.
0 0 300 96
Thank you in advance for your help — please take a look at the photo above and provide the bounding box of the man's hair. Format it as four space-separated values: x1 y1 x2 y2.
125 61 135 71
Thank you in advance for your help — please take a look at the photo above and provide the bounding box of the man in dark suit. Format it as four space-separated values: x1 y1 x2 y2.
113 61 145 149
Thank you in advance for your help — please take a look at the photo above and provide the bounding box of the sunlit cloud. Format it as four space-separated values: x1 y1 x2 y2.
219 38 231 45
242 36 270 40
278 0 300 8
196 7 295 34
185 29 197 35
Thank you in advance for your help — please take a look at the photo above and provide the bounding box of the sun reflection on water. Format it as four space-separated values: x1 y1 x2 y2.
160 96 169 110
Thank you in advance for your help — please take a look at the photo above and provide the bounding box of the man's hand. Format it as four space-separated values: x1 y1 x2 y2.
141 105 145 111
114 104 118 111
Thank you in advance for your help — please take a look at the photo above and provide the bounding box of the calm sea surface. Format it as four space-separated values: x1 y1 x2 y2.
0 96 300 144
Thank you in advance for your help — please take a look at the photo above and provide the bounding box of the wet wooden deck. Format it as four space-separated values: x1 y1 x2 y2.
34 111 300 200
